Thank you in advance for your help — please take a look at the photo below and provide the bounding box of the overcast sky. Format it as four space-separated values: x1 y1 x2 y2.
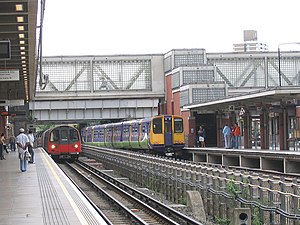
41 0 300 56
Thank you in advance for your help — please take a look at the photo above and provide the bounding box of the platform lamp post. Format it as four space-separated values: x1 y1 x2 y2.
278 42 300 87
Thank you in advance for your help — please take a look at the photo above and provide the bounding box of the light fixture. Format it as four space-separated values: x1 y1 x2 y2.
15 4 23 11
17 17 24 22
20 46 25 50
19 40 25 45
21 56 26 60
19 34 25 38
22 64 26 67
21 51 25 55
22 60 26 64
18 26 24 31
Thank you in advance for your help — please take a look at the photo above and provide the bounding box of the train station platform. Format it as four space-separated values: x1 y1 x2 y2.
0 148 107 225
185 147 300 174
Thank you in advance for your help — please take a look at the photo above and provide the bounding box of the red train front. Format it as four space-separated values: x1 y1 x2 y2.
42 125 81 161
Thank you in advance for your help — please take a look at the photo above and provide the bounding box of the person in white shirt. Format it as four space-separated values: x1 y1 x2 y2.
16 128 30 172
27 130 35 163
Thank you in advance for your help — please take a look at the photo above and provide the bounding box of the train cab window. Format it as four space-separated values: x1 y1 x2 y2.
174 118 183 133
61 130 69 141
70 129 79 141
153 118 162 134
50 130 59 142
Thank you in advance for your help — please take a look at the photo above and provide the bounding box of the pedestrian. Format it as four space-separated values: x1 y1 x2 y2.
16 128 30 172
9 135 16 151
198 126 206 147
230 125 235 149
233 122 241 149
0 133 5 160
223 124 231 149
27 130 35 163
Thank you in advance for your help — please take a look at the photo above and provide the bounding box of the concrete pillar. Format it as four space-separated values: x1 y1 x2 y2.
188 116 196 147
0 115 6 134
167 166 173 201
243 113 250 149
186 191 207 222
260 110 270 150
279 110 288 150
216 113 222 147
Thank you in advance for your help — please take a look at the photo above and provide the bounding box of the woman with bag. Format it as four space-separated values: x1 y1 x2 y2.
16 128 30 172
0 133 5 160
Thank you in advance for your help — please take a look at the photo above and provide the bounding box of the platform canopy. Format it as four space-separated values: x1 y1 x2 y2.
183 87 300 112
0 0 37 104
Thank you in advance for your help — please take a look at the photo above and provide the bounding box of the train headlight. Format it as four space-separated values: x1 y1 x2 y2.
51 144 56 149
74 144 79 149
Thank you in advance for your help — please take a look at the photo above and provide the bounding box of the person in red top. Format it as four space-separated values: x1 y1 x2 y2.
233 122 241 149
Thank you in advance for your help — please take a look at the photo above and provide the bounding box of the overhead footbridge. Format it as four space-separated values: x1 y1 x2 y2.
30 55 165 122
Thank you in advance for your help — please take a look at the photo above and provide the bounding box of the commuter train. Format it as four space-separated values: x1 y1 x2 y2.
81 115 185 155
37 125 82 161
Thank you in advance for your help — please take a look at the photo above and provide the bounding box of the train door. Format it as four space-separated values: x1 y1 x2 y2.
164 116 172 147
50 128 68 153
60 128 72 153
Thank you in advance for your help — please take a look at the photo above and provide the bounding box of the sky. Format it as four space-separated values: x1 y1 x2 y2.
41 0 300 56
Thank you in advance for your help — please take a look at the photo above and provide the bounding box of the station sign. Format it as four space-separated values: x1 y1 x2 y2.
0 69 19 81
0 99 24 106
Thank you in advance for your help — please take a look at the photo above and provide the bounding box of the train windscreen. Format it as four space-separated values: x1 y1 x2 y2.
50 128 79 143
69 129 79 141
174 118 183 133
153 117 162 134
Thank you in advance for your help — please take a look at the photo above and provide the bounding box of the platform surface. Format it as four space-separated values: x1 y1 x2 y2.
0 148 107 225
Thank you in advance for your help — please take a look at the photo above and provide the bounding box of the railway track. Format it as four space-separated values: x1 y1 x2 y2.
59 160 203 225
81 145 300 224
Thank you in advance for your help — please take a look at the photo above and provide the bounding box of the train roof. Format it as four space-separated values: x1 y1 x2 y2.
82 115 182 130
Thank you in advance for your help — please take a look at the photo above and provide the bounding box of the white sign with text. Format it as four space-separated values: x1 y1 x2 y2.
0 69 19 81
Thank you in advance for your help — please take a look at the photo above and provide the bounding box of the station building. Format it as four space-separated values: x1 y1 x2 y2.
161 48 300 151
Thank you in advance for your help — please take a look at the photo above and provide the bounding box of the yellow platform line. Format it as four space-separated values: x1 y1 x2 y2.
41 152 89 225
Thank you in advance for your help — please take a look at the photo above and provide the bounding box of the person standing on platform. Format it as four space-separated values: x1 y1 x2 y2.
223 124 231 149
233 122 241 149
27 130 35 164
0 133 5 160
198 126 206 147
9 135 16 151
16 128 30 172
230 125 235 149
